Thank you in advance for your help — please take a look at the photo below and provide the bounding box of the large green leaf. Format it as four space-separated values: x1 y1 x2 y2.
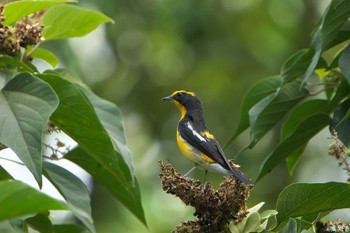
65 147 146 226
42 4 113 40
43 162 95 233
224 76 281 148
3 0 75 26
37 74 146 225
281 99 330 139
276 182 350 222
282 99 331 174
330 98 350 146
0 73 59 187
43 69 134 179
25 213 53 233
81 88 134 179
339 44 350 86
0 221 22 233
302 42 322 87
302 0 350 85
53 224 88 233
31 48 59 68
257 113 329 181
38 73 132 182
0 180 67 221
44 68 84 85
248 81 309 148
330 79 350 107
314 0 350 51
281 49 314 85
285 145 307 175
278 218 297 233
0 166 12 180
0 55 37 73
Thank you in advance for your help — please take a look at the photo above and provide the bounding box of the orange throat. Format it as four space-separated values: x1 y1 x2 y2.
172 100 186 119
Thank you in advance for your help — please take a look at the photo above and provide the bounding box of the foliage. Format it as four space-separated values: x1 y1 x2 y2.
225 0 350 232
1 0 350 232
0 1 145 232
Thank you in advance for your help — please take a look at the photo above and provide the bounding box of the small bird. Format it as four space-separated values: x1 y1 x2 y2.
162 89 253 185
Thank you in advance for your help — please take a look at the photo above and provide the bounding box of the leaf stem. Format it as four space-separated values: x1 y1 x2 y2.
0 156 24 166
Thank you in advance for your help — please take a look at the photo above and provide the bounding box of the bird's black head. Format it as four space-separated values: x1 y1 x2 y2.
162 89 203 117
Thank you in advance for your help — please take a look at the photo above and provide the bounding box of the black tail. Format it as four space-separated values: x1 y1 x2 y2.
230 168 254 185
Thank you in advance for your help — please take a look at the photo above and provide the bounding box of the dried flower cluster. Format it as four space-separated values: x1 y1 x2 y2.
159 161 252 233
0 4 44 54
45 120 61 134
43 121 69 160
316 219 350 233
328 130 350 181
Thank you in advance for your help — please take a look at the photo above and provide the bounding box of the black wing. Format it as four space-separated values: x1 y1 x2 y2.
178 120 254 185
178 120 231 170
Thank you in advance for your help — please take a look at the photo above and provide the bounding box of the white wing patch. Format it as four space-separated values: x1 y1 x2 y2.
186 122 207 142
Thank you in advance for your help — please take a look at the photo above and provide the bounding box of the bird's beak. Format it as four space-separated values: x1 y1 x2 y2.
162 96 173 101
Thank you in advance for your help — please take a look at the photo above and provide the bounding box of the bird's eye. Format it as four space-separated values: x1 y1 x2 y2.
176 92 183 97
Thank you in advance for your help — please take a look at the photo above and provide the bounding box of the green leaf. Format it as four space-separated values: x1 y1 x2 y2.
278 218 297 233
52 224 89 233
0 180 67 221
260 209 278 220
8 219 24 232
330 98 350 146
0 73 59 187
31 48 59 68
0 221 22 233
25 212 53 233
302 44 322 86
37 74 146 226
38 73 132 183
302 0 350 85
281 49 314 85
249 81 309 148
339 44 350 86
3 0 75 26
248 202 265 213
285 145 307 175
0 55 37 73
42 4 113 40
281 99 330 139
65 147 146 227
81 88 134 180
301 213 320 225
314 0 350 51
43 162 95 233
330 78 350 107
257 114 329 181
225 76 281 148
342 19 350 32
276 182 350 222
0 166 12 180
243 212 260 233
44 68 84 85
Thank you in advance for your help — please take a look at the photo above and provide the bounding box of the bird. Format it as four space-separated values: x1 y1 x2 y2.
162 89 253 185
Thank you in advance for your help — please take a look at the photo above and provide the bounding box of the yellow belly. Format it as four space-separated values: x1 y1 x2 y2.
176 130 214 165
176 130 230 175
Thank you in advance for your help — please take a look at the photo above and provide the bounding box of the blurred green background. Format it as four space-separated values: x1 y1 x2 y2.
42 0 343 232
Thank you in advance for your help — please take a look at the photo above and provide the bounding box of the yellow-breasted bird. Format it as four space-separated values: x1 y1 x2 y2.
162 89 253 185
